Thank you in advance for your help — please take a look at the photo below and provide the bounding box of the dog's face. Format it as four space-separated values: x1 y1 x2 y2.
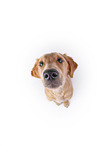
31 53 78 89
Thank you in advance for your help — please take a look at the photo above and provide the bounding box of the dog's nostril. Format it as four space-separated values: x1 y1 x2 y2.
51 72 58 79
44 73 49 80
43 69 59 81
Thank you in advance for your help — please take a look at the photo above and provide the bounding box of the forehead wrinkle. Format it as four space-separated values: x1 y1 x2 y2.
41 53 58 64
44 55 52 63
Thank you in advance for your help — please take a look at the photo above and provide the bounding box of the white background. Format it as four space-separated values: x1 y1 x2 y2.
0 0 97 145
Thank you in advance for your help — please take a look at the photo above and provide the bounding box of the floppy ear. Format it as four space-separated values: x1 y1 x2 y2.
62 54 78 78
31 59 40 78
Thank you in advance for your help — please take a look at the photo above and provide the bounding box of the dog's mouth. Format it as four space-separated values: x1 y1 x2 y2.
44 80 62 88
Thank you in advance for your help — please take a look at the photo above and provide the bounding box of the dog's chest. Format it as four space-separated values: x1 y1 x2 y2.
45 87 65 104
52 88 65 103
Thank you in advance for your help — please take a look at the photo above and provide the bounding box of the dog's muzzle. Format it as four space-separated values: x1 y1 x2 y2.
43 69 61 88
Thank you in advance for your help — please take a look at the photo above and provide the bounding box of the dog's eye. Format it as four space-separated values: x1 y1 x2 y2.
57 58 63 63
39 61 44 67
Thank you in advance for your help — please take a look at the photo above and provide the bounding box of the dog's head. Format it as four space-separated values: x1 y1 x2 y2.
31 52 78 89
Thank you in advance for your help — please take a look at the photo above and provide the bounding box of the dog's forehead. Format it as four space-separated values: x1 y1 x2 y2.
40 53 59 62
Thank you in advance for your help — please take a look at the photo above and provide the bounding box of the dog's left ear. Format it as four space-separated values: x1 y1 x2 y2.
31 59 40 78
62 54 78 78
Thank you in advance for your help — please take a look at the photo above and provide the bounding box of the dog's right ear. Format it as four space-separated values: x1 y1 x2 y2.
31 59 40 78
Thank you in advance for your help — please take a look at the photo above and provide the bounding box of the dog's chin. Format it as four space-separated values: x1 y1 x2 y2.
44 82 62 89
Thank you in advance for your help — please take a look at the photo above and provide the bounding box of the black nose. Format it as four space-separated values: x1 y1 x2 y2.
43 69 59 80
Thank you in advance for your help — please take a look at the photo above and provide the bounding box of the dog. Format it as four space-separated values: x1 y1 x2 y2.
31 52 78 107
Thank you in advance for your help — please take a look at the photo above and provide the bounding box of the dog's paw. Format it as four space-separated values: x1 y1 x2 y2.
64 100 70 108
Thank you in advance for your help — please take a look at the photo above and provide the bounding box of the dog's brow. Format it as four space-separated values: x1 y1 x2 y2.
44 55 50 63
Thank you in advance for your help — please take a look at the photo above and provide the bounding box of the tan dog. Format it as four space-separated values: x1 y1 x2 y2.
31 52 78 107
